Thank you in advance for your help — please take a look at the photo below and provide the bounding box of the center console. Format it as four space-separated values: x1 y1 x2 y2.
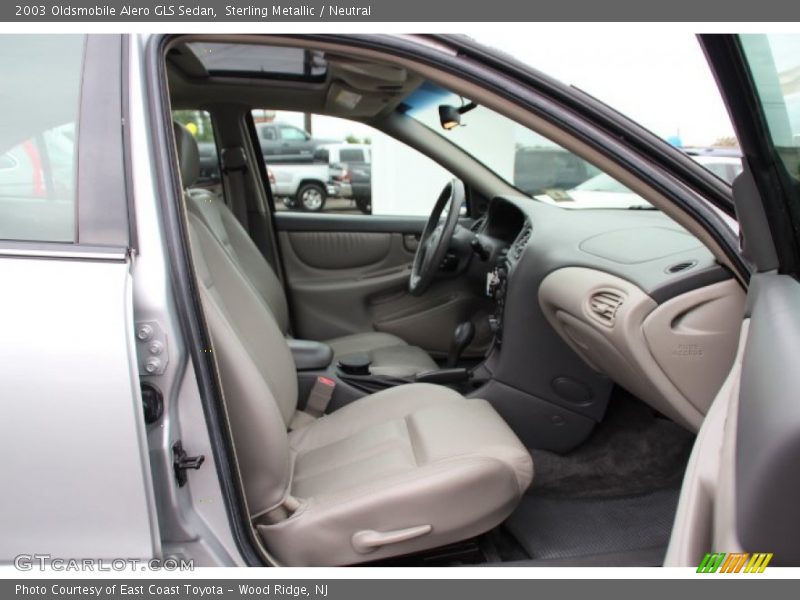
287 338 472 415
484 219 531 345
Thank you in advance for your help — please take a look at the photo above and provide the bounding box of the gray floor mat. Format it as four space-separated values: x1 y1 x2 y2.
505 488 680 561
529 390 695 499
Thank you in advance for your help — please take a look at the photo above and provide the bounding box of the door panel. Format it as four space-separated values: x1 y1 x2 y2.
666 275 800 566
665 34 800 565
286 230 393 270
369 280 494 356
275 213 492 356
0 256 158 559
734 275 800 565
278 228 415 341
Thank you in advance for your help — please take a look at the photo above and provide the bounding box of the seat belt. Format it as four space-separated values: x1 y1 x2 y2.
304 376 336 418
220 146 250 230
221 145 283 280
287 377 335 431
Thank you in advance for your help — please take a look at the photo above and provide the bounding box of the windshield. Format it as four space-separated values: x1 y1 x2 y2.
574 173 630 193
403 83 596 194
403 81 742 209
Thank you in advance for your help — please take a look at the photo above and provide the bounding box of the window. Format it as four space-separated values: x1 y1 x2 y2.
279 126 308 141
259 126 277 141
339 148 366 163
740 34 800 181
186 43 326 80
253 110 454 216
403 83 742 210
0 35 85 242
0 154 17 170
313 148 330 163
700 160 743 185
738 34 800 252
473 31 739 175
513 148 601 196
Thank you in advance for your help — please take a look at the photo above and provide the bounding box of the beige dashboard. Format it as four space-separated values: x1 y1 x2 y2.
538 267 745 431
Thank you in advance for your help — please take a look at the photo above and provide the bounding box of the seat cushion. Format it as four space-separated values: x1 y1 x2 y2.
326 332 438 377
257 383 533 565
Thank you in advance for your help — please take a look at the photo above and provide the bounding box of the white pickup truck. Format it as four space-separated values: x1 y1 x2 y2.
267 163 337 211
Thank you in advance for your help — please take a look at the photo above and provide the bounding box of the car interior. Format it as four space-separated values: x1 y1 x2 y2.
163 36 749 566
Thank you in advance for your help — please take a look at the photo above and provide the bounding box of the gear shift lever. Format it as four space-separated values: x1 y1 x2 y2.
447 321 475 368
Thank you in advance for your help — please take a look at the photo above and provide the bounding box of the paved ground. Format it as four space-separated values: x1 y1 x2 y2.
274 197 364 214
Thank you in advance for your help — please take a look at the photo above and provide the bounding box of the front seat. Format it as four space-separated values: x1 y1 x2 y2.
180 149 534 567
174 123 438 378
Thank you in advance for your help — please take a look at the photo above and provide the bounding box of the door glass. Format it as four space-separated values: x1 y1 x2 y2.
0 35 85 242
739 34 800 182
339 148 365 163
252 110 454 216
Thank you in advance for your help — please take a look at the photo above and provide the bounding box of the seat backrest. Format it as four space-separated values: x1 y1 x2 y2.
175 122 297 517
174 123 291 335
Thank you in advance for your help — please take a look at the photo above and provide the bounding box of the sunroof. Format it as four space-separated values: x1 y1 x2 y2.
187 43 327 78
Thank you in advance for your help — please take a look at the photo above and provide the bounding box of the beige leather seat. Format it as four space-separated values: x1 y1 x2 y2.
179 129 534 566
174 124 437 377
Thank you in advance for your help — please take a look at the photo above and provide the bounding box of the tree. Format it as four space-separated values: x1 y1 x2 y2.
172 110 215 143
344 134 371 144
712 136 739 148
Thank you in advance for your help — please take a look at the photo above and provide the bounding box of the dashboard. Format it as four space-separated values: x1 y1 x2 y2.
469 195 745 449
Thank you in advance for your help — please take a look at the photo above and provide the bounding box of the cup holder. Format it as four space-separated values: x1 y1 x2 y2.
337 353 372 376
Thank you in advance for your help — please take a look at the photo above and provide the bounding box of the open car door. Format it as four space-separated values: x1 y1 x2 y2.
666 34 800 567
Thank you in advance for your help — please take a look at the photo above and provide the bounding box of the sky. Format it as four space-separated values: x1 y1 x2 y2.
470 31 736 146
274 32 736 148
271 112 375 141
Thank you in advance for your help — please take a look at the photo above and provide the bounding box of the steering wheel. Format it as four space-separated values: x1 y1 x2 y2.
409 179 466 296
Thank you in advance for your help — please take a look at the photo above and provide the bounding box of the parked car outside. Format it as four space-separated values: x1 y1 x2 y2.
513 146 600 196
268 162 337 211
195 121 341 184
314 143 373 214
255 121 339 163
533 154 744 209
0 122 75 200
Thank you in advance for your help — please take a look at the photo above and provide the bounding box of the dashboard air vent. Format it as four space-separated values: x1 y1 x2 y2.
470 216 486 233
589 290 624 326
665 260 697 274
511 222 533 259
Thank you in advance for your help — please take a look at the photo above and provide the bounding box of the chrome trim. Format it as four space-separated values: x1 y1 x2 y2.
0 243 128 261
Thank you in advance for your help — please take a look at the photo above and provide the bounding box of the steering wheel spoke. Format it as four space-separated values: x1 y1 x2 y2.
408 179 466 296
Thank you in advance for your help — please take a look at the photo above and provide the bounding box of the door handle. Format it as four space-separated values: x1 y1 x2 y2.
403 234 420 252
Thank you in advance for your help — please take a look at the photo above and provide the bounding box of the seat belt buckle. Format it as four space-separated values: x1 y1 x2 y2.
305 376 336 418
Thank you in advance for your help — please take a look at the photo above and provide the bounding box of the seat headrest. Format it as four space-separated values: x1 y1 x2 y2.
173 121 200 187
